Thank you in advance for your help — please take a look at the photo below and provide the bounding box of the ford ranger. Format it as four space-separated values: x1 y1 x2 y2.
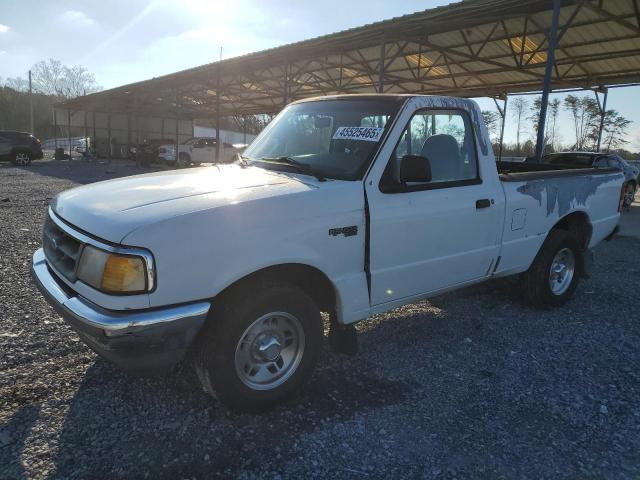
31 95 624 410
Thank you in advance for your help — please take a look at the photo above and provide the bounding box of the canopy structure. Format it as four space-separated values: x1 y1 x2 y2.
56 0 640 159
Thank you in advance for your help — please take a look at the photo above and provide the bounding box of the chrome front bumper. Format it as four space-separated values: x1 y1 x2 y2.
31 248 211 371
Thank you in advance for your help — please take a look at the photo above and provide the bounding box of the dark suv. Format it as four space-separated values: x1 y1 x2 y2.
0 130 44 165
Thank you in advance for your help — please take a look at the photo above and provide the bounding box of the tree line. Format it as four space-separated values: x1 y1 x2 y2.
1 59 272 143
0 59 102 140
482 93 635 159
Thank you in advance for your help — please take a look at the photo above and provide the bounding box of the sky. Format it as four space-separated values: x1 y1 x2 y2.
1 0 639 151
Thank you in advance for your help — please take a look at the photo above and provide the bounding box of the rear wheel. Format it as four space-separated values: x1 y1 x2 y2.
521 229 581 307
623 182 636 208
194 282 323 411
177 152 191 168
12 151 31 166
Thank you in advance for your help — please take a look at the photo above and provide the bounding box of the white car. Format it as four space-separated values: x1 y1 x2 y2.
32 94 624 410
157 137 244 167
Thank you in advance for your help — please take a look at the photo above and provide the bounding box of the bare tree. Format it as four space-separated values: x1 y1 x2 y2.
481 110 500 142
31 58 101 99
4 76 29 92
563 94 600 150
602 110 632 152
31 59 66 96
548 98 561 151
229 114 274 135
528 96 557 154
510 97 529 155
0 60 101 138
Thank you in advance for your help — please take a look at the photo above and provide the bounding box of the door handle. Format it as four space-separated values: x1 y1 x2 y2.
476 198 491 209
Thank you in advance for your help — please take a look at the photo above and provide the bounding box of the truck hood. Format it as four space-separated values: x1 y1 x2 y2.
52 165 317 243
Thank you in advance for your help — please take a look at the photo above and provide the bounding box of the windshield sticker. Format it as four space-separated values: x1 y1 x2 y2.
332 126 384 142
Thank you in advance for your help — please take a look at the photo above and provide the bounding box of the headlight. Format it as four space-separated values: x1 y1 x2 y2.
76 245 152 294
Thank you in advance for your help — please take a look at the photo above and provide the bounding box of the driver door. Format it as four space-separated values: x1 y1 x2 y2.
189 139 206 163
204 138 217 162
366 108 503 307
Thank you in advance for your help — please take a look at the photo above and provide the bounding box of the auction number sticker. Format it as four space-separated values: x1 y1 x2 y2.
332 126 384 142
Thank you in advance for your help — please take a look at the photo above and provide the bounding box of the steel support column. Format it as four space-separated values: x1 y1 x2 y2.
92 111 96 152
126 113 132 158
67 109 72 159
84 110 88 154
175 91 180 165
283 63 289 106
535 0 562 162
53 108 58 151
378 35 386 94
107 113 112 162
595 87 608 151
215 69 221 162
29 70 34 135
243 115 247 144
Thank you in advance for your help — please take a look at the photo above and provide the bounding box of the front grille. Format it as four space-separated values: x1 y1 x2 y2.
43 214 82 282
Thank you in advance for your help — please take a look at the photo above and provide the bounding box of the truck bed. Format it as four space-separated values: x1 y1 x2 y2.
496 160 620 181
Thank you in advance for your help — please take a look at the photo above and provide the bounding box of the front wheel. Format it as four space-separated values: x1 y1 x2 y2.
194 283 323 411
521 230 581 307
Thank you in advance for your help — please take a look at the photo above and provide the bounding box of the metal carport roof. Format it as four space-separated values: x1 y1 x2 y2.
58 0 640 118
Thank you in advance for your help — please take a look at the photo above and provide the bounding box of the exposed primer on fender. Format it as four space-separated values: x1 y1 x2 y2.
411 96 489 156
516 174 621 217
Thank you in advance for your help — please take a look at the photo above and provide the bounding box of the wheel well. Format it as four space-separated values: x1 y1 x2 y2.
217 264 337 314
551 211 592 250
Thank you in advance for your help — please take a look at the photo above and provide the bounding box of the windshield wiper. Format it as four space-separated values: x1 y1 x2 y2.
259 156 326 182
234 153 252 168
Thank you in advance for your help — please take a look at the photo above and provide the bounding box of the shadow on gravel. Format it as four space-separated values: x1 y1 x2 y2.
10 160 155 186
52 344 412 478
0 404 40 480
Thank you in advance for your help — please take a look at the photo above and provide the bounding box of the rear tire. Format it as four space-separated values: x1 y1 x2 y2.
194 282 323 411
177 153 190 168
12 151 31 166
521 229 581 308
623 182 636 208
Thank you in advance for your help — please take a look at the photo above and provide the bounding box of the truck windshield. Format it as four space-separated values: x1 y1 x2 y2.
243 98 404 180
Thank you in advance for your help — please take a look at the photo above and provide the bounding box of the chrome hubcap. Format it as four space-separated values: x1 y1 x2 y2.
549 247 575 295
234 312 305 390
15 153 30 165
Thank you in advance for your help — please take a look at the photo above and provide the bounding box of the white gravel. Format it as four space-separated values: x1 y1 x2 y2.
1 160 639 479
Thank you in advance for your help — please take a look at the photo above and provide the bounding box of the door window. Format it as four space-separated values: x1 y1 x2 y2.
383 109 479 190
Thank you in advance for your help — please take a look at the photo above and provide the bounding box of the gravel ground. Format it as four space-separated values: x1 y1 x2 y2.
1 160 639 479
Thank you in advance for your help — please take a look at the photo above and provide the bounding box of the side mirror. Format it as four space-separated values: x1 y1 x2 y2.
400 155 432 183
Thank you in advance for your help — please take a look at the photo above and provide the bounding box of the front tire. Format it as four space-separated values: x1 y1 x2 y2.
194 282 323 411
521 230 581 307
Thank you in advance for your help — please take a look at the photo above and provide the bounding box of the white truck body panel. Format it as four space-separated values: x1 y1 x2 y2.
46 95 623 325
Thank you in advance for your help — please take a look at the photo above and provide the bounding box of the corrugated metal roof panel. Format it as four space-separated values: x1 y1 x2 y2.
59 0 640 116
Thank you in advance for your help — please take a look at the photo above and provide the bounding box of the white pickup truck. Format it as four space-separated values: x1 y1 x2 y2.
157 137 243 167
32 95 624 410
